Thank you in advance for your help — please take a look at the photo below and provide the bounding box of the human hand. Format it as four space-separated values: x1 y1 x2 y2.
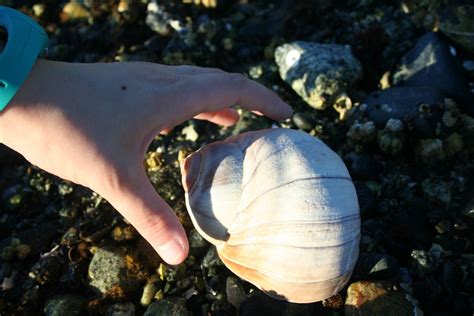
0 60 292 264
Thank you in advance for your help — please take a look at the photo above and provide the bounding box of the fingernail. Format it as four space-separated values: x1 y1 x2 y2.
157 238 185 265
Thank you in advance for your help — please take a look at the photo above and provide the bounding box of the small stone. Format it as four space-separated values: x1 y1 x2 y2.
146 1 174 36
44 294 85 316
62 2 91 21
462 198 474 218
32 4 46 17
189 229 209 257
140 275 162 306
143 299 189 316
275 41 362 110
345 281 415 316
88 247 142 298
106 302 135 316
226 276 246 309
322 293 344 309
292 112 315 131
182 124 199 142
210 299 236 315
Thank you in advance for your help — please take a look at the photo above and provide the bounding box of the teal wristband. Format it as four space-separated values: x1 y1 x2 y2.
0 6 48 111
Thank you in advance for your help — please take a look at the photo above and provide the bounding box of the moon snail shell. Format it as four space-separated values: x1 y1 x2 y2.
180 128 360 303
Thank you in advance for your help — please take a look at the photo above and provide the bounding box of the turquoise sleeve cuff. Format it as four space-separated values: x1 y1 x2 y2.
0 6 48 112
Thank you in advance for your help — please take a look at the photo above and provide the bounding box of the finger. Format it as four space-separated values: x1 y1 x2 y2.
103 168 189 265
159 127 173 135
168 73 293 124
173 65 227 75
194 108 240 126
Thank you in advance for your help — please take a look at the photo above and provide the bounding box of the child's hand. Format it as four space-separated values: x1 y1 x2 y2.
0 60 292 264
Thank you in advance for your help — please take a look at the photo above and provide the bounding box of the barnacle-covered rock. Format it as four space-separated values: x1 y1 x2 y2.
416 133 464 164
347 121 377 145
275 41 362 110
392 32 474 115
357 87 457 138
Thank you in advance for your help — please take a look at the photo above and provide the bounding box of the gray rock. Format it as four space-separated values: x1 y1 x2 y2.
88 247 142 297
275 41 362 110
106 302 136 316
144 299 188 316
44 294 85 316
410 249 437 277
392 32 473 115
226 276 246 309
292 112 315 131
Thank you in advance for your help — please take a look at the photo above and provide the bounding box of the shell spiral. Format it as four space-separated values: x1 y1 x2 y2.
180 128 360 303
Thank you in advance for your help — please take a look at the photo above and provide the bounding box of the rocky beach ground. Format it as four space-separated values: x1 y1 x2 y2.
0 0 474 315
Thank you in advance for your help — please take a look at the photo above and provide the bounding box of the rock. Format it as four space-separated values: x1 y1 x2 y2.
189 229 209 258
354 182 377 218
410 249 437 278
354 253 400 280
0 223 59 260
275 41 362 110
62 2 91 21
140 275 162 306
345 281 416 316
0 144 24 166
44 294 85 316
210 299 236 316
463 60 474 79
439 5 474 54
361 87 450 138
344 152 379 180
143 299 189 316
106 302 136 316
226 276 246 309
88 247 142 298
146 1 174 36
239 290 324 316
292 112 316 131
392 32 473 115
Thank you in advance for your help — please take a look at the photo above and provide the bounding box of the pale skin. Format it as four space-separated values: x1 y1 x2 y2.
0 59 293 264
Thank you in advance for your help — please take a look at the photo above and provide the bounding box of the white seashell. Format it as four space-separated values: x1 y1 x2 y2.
180 128 360 303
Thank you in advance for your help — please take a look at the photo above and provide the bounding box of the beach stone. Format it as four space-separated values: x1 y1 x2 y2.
392 32 473 115
44 294 85 316
226 276 246 309
275 41 362 110
88 247 142 297
144 299 189 316
345 281 415 316
106 302 135 316
292 112 315 131
146 1 174 36
62 2 91 21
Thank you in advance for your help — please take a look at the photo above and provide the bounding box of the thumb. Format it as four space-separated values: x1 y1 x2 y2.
102 168 189 265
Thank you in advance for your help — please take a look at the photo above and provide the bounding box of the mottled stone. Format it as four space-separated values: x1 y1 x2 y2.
275 41 362 110
44 294 85 316
106 302 135 316
143 299 188 316
345 281 416 316
88 247 142 297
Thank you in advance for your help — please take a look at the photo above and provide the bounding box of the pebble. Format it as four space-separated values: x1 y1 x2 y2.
143 299 189 316
225 276 246 309
106 302 136 316
345 281 416 316
292 112 315 131
146 1 174 36
189 229 210 257
344 152 379 180
275 41 362 110
410 250 437 278
439 5 474 54
354 253 400 280
88 247 142 297
392 32 473 115
62 2 91 21
43 294 85 316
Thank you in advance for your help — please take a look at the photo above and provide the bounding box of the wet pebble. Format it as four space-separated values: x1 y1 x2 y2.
344 152 379 180
143 299 189 316
275 41 362 110
146 1 175 36
292 112 316 131
225 276 246 309
44 294 85 316
62 2 91 21
410 249 437 278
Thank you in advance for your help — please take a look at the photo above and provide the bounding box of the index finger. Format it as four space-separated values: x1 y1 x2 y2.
166 73 293 125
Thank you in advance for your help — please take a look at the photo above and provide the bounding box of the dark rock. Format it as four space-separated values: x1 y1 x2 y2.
211 299 236 316
292 112 316 131
106 302 135 316
392 32 473 115
0 144 24 166
362 87 450 138
239 290 324 316
144 299 188 316
354 253 399 280
440 261 465 293
354 182 377 218
44 294 86 316
189 229 210 258
344 152 379 180
226 276 246 309
410 249 437 278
